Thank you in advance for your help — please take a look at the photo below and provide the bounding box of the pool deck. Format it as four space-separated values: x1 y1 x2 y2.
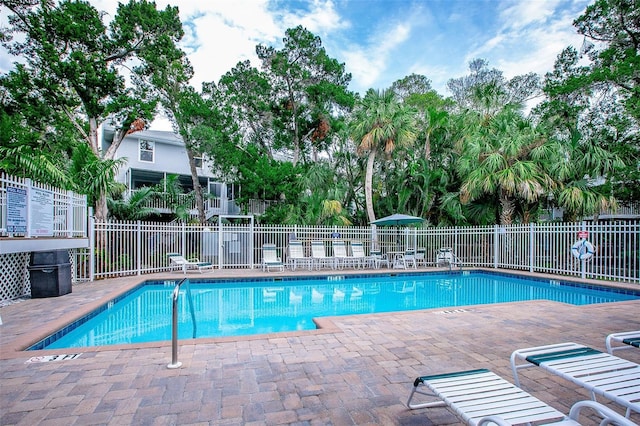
1 267 639 425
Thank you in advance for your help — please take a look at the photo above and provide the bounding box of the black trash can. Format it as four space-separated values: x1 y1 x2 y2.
28 250 72 298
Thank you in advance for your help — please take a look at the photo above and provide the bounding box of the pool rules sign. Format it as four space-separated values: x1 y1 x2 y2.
7 185 54 237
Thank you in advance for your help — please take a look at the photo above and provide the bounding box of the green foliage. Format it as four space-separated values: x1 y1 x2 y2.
255 25 354 165
2 4 638 227
1 0 185 219
107 187 158 220
457 105 555 225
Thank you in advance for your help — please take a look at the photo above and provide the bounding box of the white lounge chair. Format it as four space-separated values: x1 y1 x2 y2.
311 241 333 270
262 244 284 272
511 342 640 418
349 241 368 268
331 240 353 269
287 241 311 271
606 330 640 354
406 368 635 426
167 253 214 274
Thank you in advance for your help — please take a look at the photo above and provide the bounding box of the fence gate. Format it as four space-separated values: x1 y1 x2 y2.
218 215 254 269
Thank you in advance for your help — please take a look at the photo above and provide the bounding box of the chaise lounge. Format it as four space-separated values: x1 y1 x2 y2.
406 368 635 425
606 330 640 355
510 341 640 418
262 243 284 272
167 253 214 274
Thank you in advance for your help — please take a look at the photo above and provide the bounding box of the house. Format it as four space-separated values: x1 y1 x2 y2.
101 125 240 220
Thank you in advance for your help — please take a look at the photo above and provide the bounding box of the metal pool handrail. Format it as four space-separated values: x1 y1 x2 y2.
167 278 196 369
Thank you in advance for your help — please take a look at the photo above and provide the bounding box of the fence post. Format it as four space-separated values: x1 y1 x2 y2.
250 220 255 269
493 225 499 269
25 178 32 238
529 223 535 273
137 221 142 276
181 221 187 261
66 190 73 237
217 217 224 269
88 210 95 282
580 221 587 280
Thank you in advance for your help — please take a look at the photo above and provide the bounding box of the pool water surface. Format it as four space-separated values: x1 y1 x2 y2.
30 271 639 350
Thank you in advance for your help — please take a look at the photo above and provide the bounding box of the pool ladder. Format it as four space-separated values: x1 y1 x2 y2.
167 278 197 369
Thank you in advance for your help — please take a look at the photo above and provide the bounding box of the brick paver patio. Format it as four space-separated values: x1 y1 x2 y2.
1 268 639 425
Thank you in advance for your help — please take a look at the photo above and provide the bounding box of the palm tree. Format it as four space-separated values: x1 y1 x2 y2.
457 106 555 225
1 143 125 215
546 129 623 221
107 187 158 220
349 89 418 223
422 107 449 160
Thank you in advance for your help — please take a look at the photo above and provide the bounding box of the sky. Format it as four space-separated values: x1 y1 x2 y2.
2 0 593 130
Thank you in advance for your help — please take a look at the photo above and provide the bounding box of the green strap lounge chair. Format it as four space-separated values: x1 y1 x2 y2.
406 368 635 425
167 253 213 274
287 241 311 271
261 244 284 272
511 341 640 418
606 330 640 354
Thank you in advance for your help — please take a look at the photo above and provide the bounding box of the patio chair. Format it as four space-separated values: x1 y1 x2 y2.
331 240 354 269
167 253 214 274
261 243 284 272
407 368 634 426
415 248 427 267
511 341 640 418
311 241 333 270
435 247 461 268
287 241 311 271
403 248 417 269
369 250 389 269
349 241 368 268
606 330 640 354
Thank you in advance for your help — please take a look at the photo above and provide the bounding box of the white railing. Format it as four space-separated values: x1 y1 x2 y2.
125 190 224 217
592 203 640 219
75 220 639 284
245 199 277 215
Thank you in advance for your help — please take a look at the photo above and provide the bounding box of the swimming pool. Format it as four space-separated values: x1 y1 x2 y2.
29 271 639 350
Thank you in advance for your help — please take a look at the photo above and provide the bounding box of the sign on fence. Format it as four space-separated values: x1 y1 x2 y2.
6 187 27 233
29 188 54 236
5 184 54 236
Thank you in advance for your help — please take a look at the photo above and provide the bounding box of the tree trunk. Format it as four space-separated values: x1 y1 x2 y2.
88 118 128 221
186 148 206 223
499 193 515 225
94 193 108 221
365 148 377 223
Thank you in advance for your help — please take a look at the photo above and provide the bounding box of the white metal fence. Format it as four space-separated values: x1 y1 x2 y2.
75 220 639 284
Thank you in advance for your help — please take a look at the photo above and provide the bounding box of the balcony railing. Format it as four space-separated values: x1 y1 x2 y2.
126 191 223 217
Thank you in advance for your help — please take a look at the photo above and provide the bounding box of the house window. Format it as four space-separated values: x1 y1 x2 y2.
139 140 155 163
139 140 154 162
194 157 203 168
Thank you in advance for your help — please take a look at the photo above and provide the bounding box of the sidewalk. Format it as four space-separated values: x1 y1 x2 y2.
1 270 639 425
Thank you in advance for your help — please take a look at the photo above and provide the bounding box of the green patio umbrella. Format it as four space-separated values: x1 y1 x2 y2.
370 214 424 226
370 214 424 248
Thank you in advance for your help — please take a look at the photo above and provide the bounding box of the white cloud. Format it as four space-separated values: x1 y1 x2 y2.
464 0 590 82
339 22 411 92
279 0 349 34
498 0 561 30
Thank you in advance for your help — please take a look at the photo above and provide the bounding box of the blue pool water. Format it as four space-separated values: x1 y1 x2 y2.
30 271 639 350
